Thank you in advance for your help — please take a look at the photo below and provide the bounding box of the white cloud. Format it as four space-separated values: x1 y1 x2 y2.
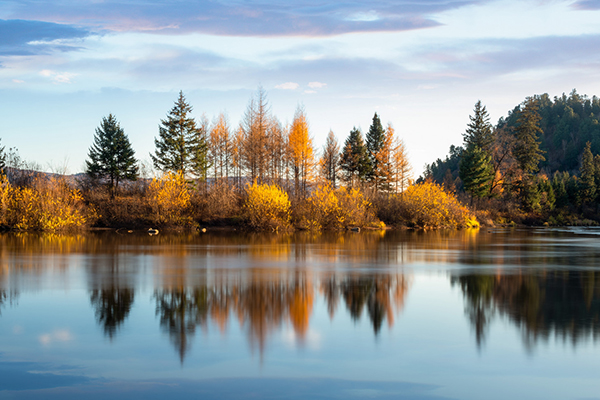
308 81 327 89
39 70 76 84
304 90 317 94
12 79 25 84
275 82 299 90
39 329 74 346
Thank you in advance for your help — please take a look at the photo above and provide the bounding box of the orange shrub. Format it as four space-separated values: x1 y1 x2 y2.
244 181 290 231
147 171 191 225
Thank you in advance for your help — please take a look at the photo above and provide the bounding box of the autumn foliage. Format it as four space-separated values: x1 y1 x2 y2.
244 181 291 230
147 171 191 226
381 181 477 229
0 175 92 231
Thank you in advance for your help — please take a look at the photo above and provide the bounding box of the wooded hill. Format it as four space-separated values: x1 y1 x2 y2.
425 89 600 185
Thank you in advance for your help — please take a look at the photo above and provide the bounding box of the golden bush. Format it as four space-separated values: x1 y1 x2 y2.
147 171 191 225
395 181 476 228
4 176 91 231
301 184 381 230
244 181 290 230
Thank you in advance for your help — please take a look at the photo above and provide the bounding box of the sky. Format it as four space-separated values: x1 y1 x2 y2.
2 0 600 175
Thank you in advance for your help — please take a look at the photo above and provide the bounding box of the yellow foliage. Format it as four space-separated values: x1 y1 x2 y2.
2 176 91 231
398 181 475 229
303 184 380 230
244 181 290 230
148 171 191 225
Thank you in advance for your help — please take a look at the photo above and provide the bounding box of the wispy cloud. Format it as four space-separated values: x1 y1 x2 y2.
571 0 600 10
3 0 487 37
308 81 327 88
0 19 89 55
275 82 300 90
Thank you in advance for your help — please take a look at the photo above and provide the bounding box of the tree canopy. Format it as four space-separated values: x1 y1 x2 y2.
85 114 138 196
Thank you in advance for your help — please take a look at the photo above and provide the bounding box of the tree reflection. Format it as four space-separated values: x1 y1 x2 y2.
90 288 134 340
0 290 18 315
454 270 600 349
152 272 411 362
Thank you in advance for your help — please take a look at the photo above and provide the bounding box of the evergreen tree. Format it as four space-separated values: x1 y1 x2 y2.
0 138 5 175
339 127 370 187
320 130 340 188
459 145 494 200
513 98 545 175
365 113 385 180
580 141 596 205
463 101 494 153
551 171 569 208
86 114 138 197
151 91 208 178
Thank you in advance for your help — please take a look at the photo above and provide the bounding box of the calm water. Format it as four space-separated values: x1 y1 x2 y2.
1 228 600 399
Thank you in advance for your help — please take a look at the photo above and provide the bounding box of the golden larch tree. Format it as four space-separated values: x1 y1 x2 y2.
288 106 314 196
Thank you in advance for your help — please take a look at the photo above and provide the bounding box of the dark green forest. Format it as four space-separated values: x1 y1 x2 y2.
422 90 600 224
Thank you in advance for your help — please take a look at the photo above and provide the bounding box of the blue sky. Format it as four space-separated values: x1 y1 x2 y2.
2 0 600 174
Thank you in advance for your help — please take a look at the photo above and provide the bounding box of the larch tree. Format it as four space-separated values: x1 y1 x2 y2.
320 130 340 188
209 113 232 183
267 118 288 186
339 127 370 188
391 135 411 193
288 106 314 196
373 124 395 192
85 114 138 197
151 91 209 179
366 112 385 181
580 141 596 205
241 87 271 183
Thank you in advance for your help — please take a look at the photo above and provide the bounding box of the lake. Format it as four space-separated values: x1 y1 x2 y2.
1 228 599 399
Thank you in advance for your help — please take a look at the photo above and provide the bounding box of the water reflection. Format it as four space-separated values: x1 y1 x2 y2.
3 229 600 362
454 270 600 349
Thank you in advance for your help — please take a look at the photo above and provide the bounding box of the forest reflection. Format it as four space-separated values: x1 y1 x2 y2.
153 273 410 362
3 229 600 360
453 270 600 349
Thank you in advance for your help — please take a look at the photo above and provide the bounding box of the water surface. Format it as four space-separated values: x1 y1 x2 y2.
1 228 599 399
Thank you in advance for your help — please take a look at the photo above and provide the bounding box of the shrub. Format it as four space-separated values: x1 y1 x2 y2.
4 176 92 231
244 181 290 231
147 171 191 226
385 181 476 229
298 184 382 230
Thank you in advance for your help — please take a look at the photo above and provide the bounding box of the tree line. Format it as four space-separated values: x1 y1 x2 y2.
423 90 600 222
79 87 412 198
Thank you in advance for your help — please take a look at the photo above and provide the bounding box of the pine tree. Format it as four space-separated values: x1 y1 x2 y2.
366 112 385 180
320 130 340 188
0 138 5 176
151 91 208 178
339 127 370 188
580 141 596 205
463 101 494 152
513 98 545 175
86 114 138 197
459 145 494 200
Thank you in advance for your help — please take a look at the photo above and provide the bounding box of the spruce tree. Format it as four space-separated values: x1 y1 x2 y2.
459 145 494 200
366 112 385 180
339 127 370 187
151 91 209 178
85 114 138 197
513 98 545 175
463 101 494 153
580 141 596 205
0 138 5 176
